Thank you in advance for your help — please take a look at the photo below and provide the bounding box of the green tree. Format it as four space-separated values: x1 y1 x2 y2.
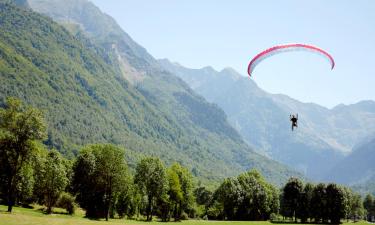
297 182 314 223
364 194 374 221
37 150 68 214
349 193 364 221
311 183 327 223
71 147 97 217
72 144 129 220
342 187 353 221
326 183 346 224
167 166 183 221
0 97 46 212
116 176 136 219
134 157 167 221
169 162 194 219
194 186 213 216
214 177 240 220
14 161 35 205
282 177 303 222
236 169 279 220
214 169 279 221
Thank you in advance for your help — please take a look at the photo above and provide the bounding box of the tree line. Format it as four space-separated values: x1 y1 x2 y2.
280 178 365 224
0 97 195 221
0 97 373 223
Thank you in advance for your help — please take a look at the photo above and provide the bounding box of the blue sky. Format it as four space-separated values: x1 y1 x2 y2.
91 0 375 108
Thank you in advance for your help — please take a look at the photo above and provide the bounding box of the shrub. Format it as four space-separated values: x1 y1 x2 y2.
270 213 278 221
56 192 76 215
181 212 189 220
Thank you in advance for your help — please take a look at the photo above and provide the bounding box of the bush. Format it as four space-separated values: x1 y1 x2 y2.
56 192 76 215
270 213 278 221
181 212 189 220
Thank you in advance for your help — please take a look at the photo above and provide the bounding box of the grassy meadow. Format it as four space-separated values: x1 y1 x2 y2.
0 205 367 225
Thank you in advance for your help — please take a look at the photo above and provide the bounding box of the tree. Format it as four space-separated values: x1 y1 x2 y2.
326 183 346 224
36 150 68 214
214 169 279 221
311 183 327 223
15 162 35 205
72 144 129 220
349 193 364 221
364 194 374 221
167 166 183 221
169 162 194 219
297 182 314 223
194 186 213 216
282 177 303 222
236 169 279 220
342 187 353 221
214 177 240 220
0 97 46 212
134 157 167 221
71 147 97 217
116 176 136 219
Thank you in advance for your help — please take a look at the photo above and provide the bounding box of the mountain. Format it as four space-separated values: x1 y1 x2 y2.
158 59 375 180
0 1 300 185
2 0 29 7
326 135 375 185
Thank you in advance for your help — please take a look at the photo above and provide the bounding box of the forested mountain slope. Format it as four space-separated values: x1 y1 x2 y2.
0 1 300 185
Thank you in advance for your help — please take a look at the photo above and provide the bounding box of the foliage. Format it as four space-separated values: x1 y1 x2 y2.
71 144 129 220
166 166 183 221
194 186 213 216
281 177 303 221
297 182 314 223
35 149 68 214
23 0 302 185
170 162 195 218
0 97 46 212
213 169 279 221
56 192 76 215
115 176 137 219
326 183 346 224
281 180 364 224
134 157 167 221
364 194 375 221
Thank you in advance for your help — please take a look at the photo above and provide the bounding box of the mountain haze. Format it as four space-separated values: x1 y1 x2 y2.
326 135 375 185
0 0 302 185
159 59 375 180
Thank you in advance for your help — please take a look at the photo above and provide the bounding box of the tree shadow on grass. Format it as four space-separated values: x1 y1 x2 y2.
271 221 335 225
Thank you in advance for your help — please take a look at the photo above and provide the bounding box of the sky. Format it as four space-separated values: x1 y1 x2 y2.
90 0 375 108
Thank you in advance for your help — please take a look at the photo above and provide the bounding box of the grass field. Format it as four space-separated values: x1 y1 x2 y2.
0 205 369 225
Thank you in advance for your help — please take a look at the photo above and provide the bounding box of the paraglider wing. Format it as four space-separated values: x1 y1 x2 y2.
247 44 335 77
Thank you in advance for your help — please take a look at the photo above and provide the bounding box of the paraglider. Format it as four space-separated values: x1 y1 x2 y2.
247 43 335 77
247 44 335 131
290 114 298 131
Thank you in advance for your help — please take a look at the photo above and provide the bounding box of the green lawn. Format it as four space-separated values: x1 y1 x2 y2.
0 205 368 225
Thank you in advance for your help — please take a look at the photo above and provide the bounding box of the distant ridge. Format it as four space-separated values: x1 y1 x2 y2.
159 58 375 181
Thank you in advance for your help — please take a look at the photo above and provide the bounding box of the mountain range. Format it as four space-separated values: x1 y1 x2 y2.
2 0 373 188
0 0 301 185
158 59 375 183
327 135 375 185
